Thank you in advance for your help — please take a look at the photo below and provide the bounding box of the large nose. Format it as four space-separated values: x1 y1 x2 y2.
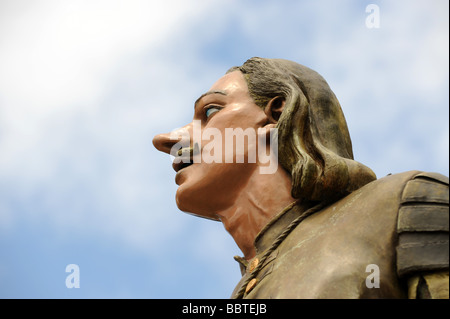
152 124 192 155
152 132 173 155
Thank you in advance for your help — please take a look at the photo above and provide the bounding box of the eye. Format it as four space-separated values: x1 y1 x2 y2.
205 105 223 119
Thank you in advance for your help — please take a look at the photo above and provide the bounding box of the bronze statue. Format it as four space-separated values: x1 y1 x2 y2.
153 57 449 298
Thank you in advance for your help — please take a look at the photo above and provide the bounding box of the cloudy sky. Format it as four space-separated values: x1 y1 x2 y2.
0 0 448 298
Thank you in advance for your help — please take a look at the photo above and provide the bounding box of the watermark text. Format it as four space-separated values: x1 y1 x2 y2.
169 120 278 174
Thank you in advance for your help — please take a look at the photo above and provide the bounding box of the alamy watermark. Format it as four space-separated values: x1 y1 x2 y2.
365 264 380 288
65 264 80 288
366 4 380 29
64 263 379 290
169 120 279 174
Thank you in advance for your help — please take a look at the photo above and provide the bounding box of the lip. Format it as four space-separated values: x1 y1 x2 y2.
172 160 193 173
172 146 195 173
174 161 193 186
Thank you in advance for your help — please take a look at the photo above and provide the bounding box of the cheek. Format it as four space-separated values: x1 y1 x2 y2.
202 125 261 164
175 162 256 214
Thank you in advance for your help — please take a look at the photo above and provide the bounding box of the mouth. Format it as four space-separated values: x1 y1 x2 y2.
173 160 193 173
172 146 196 173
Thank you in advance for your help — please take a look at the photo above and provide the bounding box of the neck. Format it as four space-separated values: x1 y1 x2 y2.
217 167 295 260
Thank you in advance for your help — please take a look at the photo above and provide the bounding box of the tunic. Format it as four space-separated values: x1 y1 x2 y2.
232 171 449 299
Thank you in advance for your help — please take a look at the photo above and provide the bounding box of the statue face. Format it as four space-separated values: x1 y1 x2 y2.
153 71 269 220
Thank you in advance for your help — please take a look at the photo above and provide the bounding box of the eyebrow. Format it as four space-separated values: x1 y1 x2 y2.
194 90 227 109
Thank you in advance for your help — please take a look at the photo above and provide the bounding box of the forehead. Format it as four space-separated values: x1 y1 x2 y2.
209 70 248 95
194 71 253 109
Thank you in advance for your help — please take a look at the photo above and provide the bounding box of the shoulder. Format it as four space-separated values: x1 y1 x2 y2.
355 170 432 201
352 170 448 209
400 172 449 204
395 171 449 278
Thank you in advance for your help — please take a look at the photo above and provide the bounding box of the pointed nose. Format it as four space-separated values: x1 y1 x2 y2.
152 132 175 155
153 124 193 155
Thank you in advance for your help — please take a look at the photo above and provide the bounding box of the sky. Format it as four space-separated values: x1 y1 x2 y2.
0 0 448 299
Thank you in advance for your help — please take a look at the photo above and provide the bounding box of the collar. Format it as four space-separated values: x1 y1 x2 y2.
233 200 306 272
254 200 305 253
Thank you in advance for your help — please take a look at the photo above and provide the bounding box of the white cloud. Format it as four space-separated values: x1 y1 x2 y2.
0 0 216 241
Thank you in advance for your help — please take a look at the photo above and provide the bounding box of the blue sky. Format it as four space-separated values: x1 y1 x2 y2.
0 0 448 298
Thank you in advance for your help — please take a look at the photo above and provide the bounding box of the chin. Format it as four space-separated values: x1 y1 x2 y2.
175 185 190 212
175 184 220 221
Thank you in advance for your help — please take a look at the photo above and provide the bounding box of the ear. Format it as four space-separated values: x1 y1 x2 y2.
264 96 285 124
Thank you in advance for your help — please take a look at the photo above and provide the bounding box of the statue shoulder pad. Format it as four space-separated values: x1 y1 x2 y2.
396 172 449 278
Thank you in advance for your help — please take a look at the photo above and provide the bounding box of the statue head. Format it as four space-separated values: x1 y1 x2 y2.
153 57 376 220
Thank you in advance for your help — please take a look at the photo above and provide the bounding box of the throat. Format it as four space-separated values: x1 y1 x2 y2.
216 162 296 260
219 206 260 260
218 188 294 260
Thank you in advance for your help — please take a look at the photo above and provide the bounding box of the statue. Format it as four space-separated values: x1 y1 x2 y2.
153 57 449 299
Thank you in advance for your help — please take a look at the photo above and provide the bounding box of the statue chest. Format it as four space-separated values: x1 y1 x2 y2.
234 190 406 299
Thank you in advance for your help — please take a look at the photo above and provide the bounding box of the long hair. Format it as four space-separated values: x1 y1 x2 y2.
228 57 376 203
